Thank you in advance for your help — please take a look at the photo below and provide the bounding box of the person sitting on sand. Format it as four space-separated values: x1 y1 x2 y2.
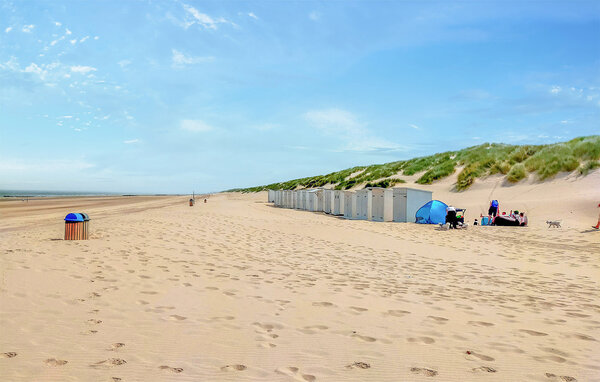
488 200 499 217
593 203 600 229
519 212 528 226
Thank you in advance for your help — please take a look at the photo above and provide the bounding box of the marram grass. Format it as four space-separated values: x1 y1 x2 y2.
230 136 599 192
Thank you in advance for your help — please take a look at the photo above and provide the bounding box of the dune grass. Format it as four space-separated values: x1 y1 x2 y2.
230 136 600 192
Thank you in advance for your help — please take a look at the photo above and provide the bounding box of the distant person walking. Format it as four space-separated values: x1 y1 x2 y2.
593 203 600 229
488 200 499 217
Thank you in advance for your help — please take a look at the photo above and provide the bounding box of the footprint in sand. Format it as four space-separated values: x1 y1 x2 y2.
90 358 127 368
465 351 495 362
275 366 316 381
87 319 102 325
410 367 438 377
545 373 577 381
351 332 376 342
385 310 411 317
1 352 17 358
110 343 125 351
427 316 449 324
407 336 435 344
168 315 187 321
45 358 68 366
472 366 497 373
159 365 183 373
520 329 548 336
312 302 334 307
346 361 370 369
468 321 495 327
349 306 368 312
221 364 247 371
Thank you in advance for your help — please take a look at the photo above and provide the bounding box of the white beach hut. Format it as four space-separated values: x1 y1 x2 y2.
343 191 357 219
371 187 393 222
392 188 433 223
295 190 301 209
323 190 333 214
307 189 319 211
315 189 324 212
299 190 306 210
355 188 372 220
332 190 345 216
268 190 275 203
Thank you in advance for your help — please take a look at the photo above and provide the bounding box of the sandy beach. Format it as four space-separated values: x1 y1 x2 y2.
1 175 599 381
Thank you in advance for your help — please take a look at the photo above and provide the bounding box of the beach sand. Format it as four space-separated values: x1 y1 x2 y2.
1 174 599 381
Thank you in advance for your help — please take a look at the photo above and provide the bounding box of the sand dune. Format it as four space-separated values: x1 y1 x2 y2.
0 178 599 381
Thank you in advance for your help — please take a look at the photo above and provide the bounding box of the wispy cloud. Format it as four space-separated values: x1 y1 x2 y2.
5 26 12 33
304 108 406 152
22 24 34 33
124 139 139 144
172 49 214 68
248 12 258 20
181 119 213 132
550 85 562 94
409 124 420 130
180 4 233 30
309 11 320 21
71 65 97 74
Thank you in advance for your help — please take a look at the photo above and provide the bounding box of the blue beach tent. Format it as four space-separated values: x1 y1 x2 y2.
415 200 448 224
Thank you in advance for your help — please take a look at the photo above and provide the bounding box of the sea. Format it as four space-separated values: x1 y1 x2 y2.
1 190 124 198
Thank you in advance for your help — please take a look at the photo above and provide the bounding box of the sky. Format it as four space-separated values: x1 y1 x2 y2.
1 0 599 193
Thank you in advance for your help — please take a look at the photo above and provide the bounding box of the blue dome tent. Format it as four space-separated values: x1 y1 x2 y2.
415 200 448 224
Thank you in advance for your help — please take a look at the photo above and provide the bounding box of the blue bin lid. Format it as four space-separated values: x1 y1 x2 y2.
64 213 84 222
78 212 90 221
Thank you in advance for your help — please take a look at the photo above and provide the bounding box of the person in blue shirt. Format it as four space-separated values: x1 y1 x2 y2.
488 200 499 217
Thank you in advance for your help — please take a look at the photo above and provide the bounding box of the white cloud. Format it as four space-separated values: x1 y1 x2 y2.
70 39 77 44
55 22 62 26
181 119 213 132
71 65 97 74
248 12 258 19
79 36 89 43
65 28 72 35
118 59 131 68
172 49 214 67
22 24 35 33
181 4 231 30
5 27 12 33
124 139 139 144
309 11 320 21
304 108 405 152
550 85 562 94
409 124 420 130
94 36 99 40
24 63 43 75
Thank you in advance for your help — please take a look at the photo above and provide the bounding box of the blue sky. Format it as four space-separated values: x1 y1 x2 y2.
1 1 599 193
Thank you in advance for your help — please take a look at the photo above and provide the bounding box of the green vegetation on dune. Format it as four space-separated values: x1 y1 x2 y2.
229 136 600 193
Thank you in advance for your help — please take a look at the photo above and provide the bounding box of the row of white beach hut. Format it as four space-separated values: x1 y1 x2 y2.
267 187 432 223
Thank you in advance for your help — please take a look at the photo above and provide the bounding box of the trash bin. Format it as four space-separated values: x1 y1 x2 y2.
189 198 194 206
79 212 90 239
64 213 87 240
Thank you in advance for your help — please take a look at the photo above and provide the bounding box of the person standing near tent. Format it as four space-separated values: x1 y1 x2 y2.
446 205 457 229
488 199 499 217
593 203 600 229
